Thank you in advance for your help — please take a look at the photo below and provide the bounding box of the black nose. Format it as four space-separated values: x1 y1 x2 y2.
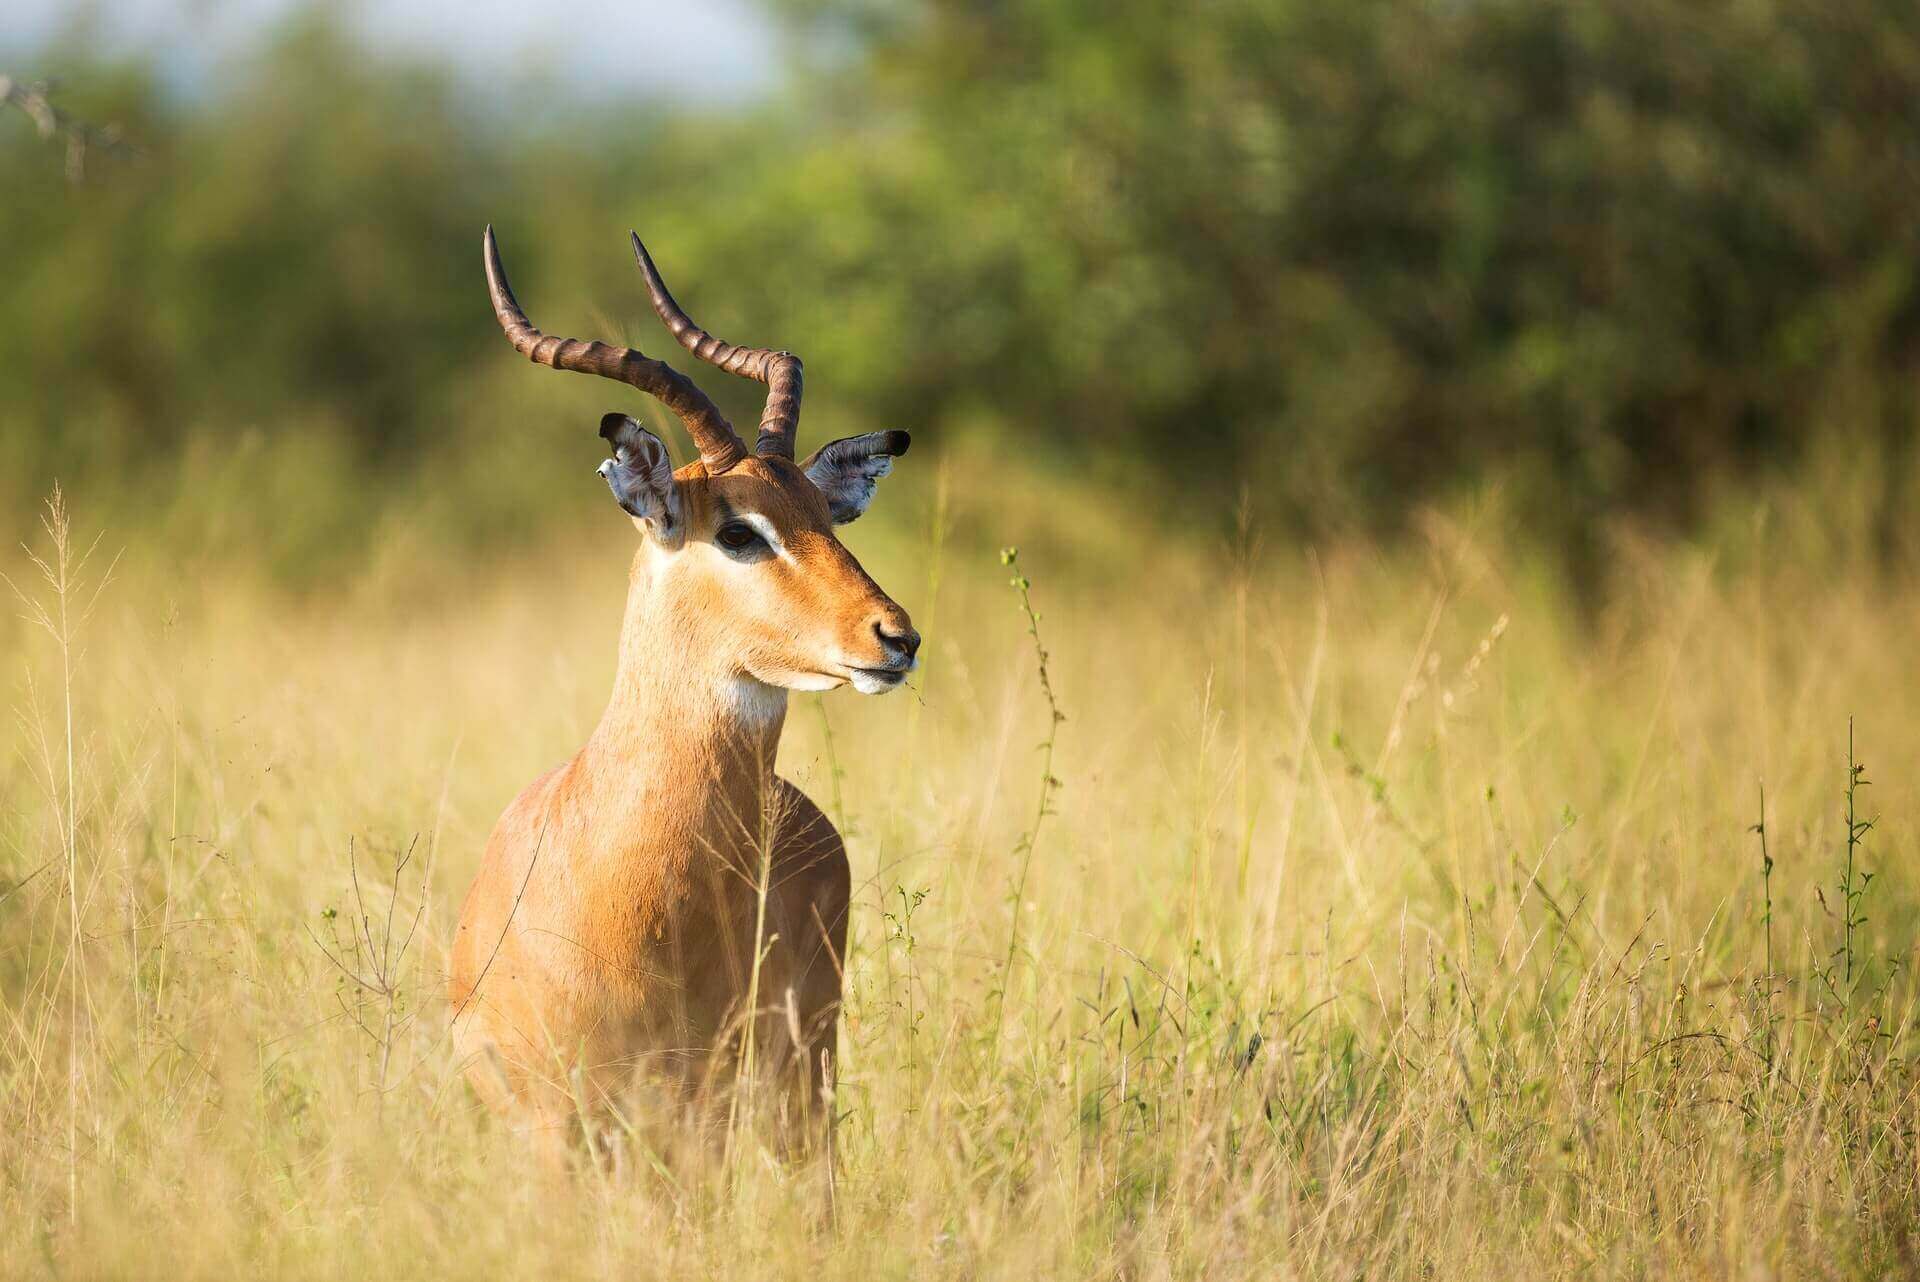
875 619 920 663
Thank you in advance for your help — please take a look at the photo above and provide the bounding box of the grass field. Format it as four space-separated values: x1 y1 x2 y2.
2 447 1917 1279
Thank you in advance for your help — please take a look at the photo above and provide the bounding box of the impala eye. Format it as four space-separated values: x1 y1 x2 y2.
715 521 765 553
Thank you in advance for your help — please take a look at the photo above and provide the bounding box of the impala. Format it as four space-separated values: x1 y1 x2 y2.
448 227 917 1161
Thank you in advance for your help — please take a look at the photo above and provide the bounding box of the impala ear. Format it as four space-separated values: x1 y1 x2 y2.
597 413 684 544
802 430 910 524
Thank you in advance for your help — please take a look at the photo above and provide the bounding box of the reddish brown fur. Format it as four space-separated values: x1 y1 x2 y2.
448 456 911 1161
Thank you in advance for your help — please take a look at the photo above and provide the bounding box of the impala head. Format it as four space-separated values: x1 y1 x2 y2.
483 226 919 694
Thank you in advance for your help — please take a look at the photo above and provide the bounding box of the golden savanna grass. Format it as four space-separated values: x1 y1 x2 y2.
2 442 1917 1279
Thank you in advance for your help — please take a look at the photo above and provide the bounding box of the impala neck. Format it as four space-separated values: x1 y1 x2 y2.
586 548 788 794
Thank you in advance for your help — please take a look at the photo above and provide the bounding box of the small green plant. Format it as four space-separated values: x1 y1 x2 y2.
1839 717 1876 992
882 885 931 1100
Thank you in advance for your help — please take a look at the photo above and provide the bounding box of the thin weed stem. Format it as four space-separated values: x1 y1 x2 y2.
990 546 1064 1061
1752 781 1774 1073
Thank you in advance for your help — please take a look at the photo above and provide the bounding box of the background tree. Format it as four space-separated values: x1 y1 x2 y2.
4 1 1917 582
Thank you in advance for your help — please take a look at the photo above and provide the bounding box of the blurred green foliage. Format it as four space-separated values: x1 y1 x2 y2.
4 1 1918 579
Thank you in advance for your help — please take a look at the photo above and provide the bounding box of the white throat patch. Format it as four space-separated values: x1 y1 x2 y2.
725 676 789 728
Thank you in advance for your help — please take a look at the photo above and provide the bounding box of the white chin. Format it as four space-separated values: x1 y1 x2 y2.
781 672 843 693
849 669 905 695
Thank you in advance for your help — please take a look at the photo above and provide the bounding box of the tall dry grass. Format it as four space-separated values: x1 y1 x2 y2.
1 445 1916 1278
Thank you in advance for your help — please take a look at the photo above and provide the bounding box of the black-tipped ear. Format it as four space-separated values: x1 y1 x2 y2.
597 413 683 543
802 430 910 524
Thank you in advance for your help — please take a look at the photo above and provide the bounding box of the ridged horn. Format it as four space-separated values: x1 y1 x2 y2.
483 225 747 472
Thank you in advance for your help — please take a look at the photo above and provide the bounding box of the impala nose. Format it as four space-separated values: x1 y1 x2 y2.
874 617 921 666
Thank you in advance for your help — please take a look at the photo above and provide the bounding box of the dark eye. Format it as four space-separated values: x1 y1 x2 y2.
715 521 764 553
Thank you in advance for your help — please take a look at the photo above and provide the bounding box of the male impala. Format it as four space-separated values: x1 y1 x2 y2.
449 227 916 1160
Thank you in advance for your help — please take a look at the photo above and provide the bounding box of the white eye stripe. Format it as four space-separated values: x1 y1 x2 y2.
739 512 785 554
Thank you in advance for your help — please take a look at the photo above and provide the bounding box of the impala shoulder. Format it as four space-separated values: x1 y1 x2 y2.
496 761 571 830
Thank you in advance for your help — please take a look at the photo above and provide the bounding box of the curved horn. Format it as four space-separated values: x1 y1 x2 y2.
483 226 747 473
629 232 803 460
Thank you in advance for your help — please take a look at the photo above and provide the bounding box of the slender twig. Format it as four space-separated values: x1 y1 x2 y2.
0 74 130 182
813 696 847 834
306 834 430 1107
